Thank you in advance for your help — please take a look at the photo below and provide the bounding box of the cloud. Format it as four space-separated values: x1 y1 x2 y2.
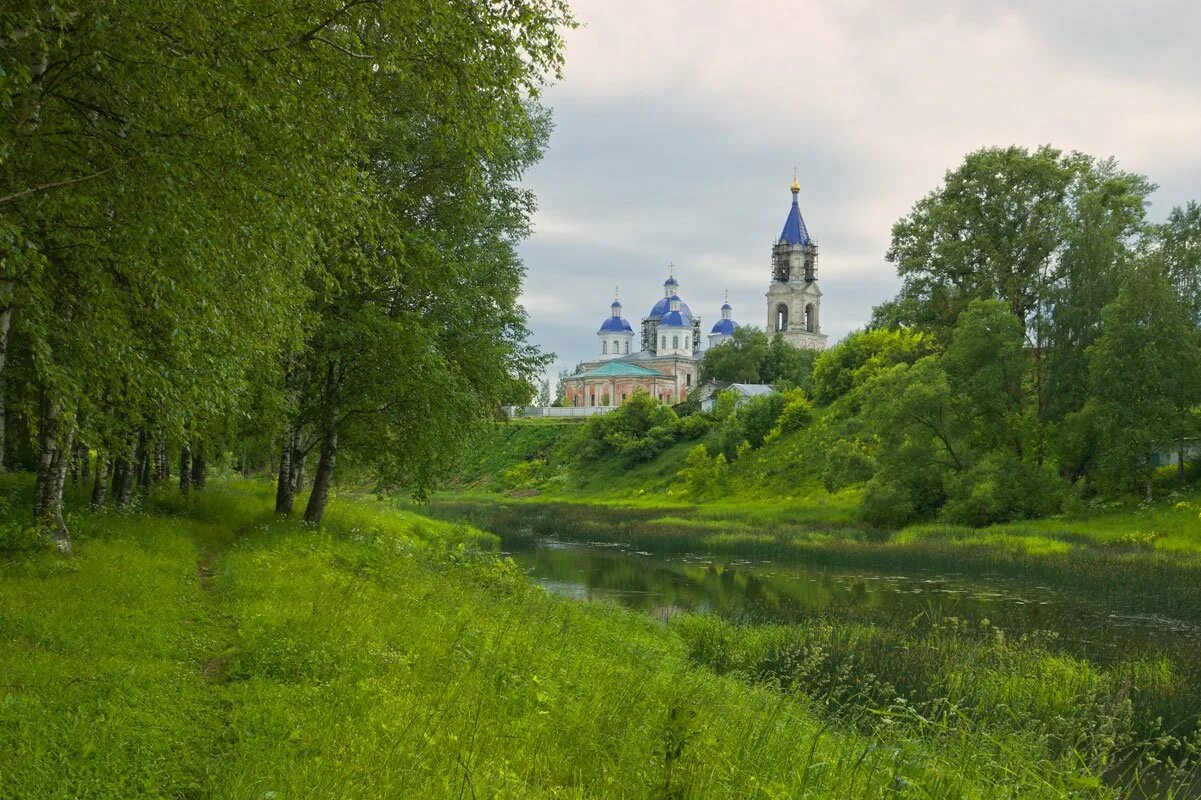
519 0 1201 379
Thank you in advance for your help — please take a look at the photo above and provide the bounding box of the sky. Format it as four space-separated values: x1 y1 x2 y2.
517 0 1201 382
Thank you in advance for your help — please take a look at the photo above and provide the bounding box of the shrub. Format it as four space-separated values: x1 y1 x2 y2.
942 453 1063 527
821 438 876 492
676 413 712 440
677 445 730 499
858 475 916 528
0 522 53 553
737 393 787 448
772 391 814 436
583 390 680 463
499 459 547 491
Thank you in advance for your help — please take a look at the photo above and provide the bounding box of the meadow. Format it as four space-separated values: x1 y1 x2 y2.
4 477 1196 797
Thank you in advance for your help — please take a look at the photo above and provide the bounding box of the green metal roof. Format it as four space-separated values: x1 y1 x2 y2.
578 361 667 379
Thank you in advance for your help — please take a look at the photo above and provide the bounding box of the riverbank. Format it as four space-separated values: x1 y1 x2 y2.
2 477 1184 797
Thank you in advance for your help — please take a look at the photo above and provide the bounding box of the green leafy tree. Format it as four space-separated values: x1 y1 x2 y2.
1045 160 1155 419
1155 202 1201 324
582 390 678 463
700 327 768 383
857 301 1059 526
1081 263 1201 498
267 1 572 523
883 146 1074 331
677 444 730 499
700 327 814 388
810 328 935 406
761 335 818 389
879 146 1153 422
2 1 371 545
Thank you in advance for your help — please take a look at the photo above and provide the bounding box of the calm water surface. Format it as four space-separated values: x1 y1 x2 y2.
501 535 1201 654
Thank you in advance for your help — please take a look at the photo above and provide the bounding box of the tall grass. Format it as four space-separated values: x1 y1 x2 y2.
0 478 1149 797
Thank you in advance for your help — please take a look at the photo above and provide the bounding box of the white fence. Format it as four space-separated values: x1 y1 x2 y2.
504 405 616 419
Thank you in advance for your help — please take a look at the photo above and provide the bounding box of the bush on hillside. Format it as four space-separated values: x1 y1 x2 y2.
769 390 814 438
677 444 731 499
737 393 787 448
713 392 788 460
811 328 935 406
676 413 713 440
712 389 740 422
499 459 548 491
942 452 1063 527
821 438 876 493
583 390 680 463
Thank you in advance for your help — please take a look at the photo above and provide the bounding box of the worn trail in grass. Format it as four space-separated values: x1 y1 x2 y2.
0 480 1159 798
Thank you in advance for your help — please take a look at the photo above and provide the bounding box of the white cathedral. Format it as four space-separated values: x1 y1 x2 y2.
562 176 827 408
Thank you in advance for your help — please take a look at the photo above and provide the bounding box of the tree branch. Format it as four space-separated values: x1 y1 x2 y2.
0 157 133 206
310 35 374 60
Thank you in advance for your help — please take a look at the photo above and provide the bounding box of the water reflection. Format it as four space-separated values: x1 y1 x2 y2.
504 537 1200 654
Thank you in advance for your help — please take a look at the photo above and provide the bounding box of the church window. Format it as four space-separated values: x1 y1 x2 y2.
672 335 679 349
804 303 816 333
661 335 667 350
613 339 619 353
624 340 629 354
602 341 608 354
776 303 789 331
686 373 692 387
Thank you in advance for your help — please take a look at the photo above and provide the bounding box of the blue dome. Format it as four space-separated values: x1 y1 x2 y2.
610 299 622 308
648 295 694 320
599 316 633 333
710 318 737 335
720 302 732 311
664 276 679 287
659 310 690 328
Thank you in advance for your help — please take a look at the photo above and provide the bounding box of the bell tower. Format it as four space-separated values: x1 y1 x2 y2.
765 172 827 350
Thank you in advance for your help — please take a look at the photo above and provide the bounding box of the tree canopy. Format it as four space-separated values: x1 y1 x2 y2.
2 0 573 545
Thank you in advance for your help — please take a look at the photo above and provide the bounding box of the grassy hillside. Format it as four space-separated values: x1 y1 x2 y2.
2 477 1182 797
447 417 1201 561
452 418 845 507
456 419 702 499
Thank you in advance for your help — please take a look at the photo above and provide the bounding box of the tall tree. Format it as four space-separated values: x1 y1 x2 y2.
880 146 1153 421
1081 263 1201 498
1045 159 1155 419
270 0 571 524
1155 202 1201 324
700 327 768 384
883 146 1073 332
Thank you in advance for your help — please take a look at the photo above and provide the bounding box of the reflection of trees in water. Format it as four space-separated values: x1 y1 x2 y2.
520 547 847 618
450 502 1192 656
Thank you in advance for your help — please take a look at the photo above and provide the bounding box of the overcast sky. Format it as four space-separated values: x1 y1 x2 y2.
518 0 1201 381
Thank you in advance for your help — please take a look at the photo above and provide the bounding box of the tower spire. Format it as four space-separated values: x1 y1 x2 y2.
791 167 800 194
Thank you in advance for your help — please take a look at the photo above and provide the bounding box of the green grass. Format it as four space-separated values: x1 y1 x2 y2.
2 477 1178 797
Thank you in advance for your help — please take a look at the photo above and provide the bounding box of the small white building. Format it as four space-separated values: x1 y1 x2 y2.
699 382 775 412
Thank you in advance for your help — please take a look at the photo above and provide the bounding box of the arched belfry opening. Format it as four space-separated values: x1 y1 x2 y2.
776 303 789 331
804 303 815 333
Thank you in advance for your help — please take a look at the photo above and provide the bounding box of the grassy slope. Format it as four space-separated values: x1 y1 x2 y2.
445 421 1201 560
0 478 1130 798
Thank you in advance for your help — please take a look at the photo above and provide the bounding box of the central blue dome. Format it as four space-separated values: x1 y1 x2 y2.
710 318 737 335
648 294 694 320
599 316 633 333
